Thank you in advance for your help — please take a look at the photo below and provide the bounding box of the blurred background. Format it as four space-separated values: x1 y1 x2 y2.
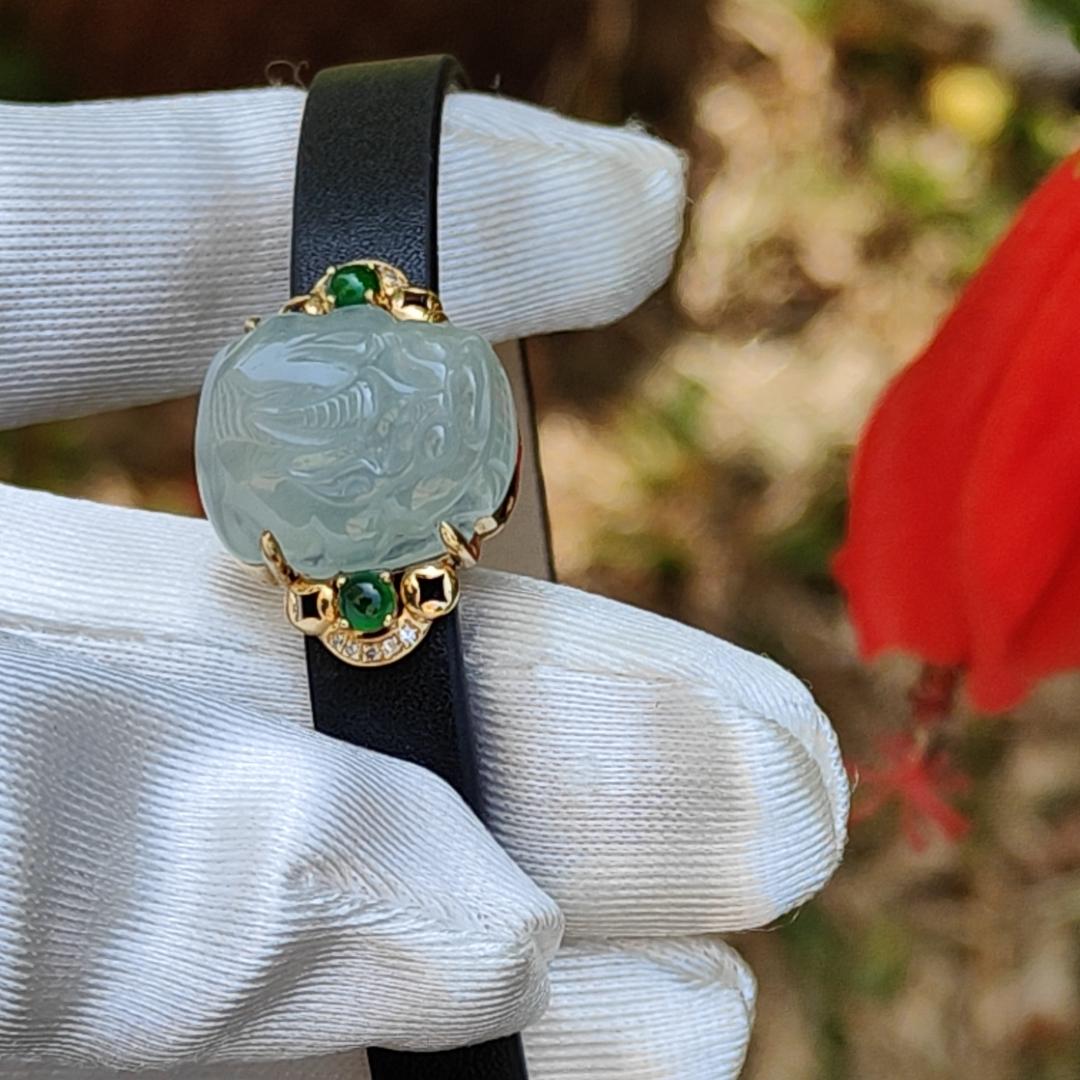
3 0 1080 1076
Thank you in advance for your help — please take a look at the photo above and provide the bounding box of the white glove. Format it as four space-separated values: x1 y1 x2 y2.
0 86 849 1079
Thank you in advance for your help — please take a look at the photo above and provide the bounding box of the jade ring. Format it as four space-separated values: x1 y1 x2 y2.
195 260 520 666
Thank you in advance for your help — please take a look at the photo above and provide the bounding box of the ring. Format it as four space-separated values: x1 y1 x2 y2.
195 259 520 666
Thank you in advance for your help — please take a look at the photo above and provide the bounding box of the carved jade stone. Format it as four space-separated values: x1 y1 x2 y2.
195 304 517 576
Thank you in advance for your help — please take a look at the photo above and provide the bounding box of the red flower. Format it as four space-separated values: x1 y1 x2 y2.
835 152 1080 712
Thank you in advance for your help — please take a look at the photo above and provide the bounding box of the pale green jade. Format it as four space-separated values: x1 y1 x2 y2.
195 304 518 576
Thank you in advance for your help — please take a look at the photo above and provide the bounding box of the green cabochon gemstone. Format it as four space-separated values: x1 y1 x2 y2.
329 263 381 307
339 571 396 631
195 304 518 576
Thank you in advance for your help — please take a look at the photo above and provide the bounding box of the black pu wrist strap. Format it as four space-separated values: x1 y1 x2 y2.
291 58 530 1080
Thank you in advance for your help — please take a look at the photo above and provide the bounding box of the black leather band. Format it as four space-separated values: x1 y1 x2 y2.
292 57 455 292
292 59 529 1079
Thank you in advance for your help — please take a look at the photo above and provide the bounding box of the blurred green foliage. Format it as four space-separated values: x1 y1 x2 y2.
1029 0 1080 48
780 901 913 1078
764 454 849 593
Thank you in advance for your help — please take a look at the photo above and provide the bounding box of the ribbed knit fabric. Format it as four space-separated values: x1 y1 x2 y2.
0 87 684 428
0 483 846 1077
0 87 844 1078
8 941 755 1080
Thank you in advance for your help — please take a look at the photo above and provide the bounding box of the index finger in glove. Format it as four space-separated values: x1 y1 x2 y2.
0 482 847 939
0 87 684 429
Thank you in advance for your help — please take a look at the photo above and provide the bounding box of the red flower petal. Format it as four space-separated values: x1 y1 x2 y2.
836 154 1080 706
962 247 1080 708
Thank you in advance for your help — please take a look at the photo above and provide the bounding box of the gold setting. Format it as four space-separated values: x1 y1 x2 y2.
250 259 519 668
402 563 460 620
279 259 446 323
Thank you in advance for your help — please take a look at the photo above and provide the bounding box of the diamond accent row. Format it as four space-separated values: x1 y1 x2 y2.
323 615 429 667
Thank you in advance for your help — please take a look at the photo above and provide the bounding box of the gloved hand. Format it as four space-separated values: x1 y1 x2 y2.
0 86 849 1079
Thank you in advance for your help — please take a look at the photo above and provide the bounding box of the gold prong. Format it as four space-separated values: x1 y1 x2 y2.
280 289 332 316
260 531 300 586
432 442 521 570
243 315 261 334
379 571 392 583
438 520 479 568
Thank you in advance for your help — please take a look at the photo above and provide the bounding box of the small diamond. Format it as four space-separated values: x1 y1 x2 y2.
363 644 381 662
382 635 400 658
342 639 360 659
329 632 345 649
399 624 419 645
